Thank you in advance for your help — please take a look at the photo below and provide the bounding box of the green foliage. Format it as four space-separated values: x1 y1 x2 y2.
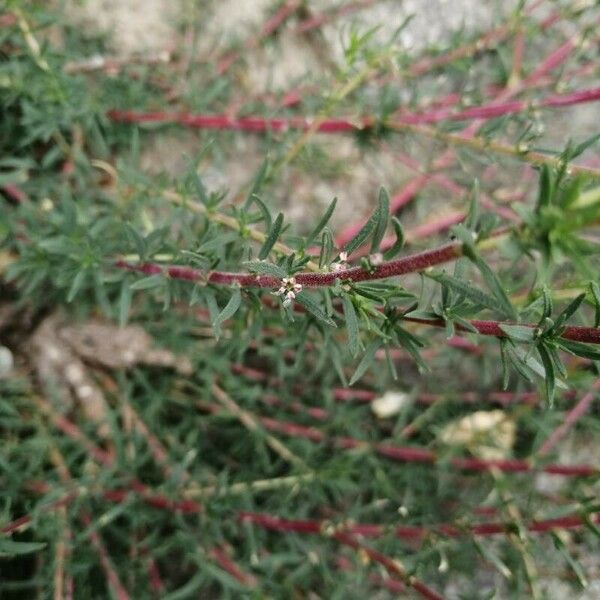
1 3 600 599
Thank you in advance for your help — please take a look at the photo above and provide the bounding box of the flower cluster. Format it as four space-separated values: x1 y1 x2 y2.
331 251 348 273
275 277 302 307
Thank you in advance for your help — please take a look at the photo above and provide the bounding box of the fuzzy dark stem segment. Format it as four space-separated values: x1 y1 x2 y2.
115 242 462 287
405 317 600 345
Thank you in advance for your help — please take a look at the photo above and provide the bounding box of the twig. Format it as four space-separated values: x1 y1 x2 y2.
537 377 600 457
211 383 309 469
197 401 598 477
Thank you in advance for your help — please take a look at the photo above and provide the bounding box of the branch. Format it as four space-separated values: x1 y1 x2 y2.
238 508 600 541
115 241 464 287
197 401 598 477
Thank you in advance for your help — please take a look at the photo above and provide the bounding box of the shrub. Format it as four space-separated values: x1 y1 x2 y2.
1 2 600 598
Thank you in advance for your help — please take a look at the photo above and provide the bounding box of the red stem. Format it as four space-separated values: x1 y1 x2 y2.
337 22 585 245
238 509 600 541
107 85 600 133
333 531 444 600
192 402 598 477
404 316 600 345
209 545 258 588
537 377 600 457
117 254 600 345
116 241 463 287
80 512 131 600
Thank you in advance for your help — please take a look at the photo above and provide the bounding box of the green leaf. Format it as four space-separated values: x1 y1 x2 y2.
537 343 556 407
130 274 165 290
508 345 567 390
552 533 588 589
383 216 405 260
67 268 87 302
344 199 383 255
349 339 382 385
342 295 360 357
118 278 132 327
306 197 337 247
569 132 600 160
465 179 480 229
243 260 286 279
472 255 517 320
370 187 390 253
558 340 600 361
500 339 510 389
258 212 283 260
590 281 600 328
125 223 146 259
214 288 242 329
0 539 46 557
548 293 586 336
191 170 208 205
244 159 269 209
429 272 501 314
247 194 272 231
536 164 553 211
450 224 476 257
541 286 553 322
205 290 221 338
295 292 337 328
319 229 334 269
498 324 535 343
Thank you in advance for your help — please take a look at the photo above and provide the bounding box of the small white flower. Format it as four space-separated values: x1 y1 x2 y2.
331 251 349 273
369 252 384 266
276 277 302 307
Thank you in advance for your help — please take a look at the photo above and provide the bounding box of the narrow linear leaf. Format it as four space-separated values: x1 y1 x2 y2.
67 269 87 302
214 288 242 328
344 199 382 256
549 293 586 336
244 159 269 209
509 345 567 390
349 339 382 385
552 533 588 589
536 164 553 210
590 281 600 328
558 340 600 361
205 290 221 338
243 260 286 279
118 278 132 327
191 170 208 205
500 339 510 390
498 324 535 343
371 187 390 253
258 212 283 260
537 343 556 407
306 197 337 247
472 255 517 320
0 539 47 557
130 274 165 290
295 292 337 328
342 295 360 357
465 179 480 229
248 194 272 231
429 272 500 314
541 286 553 322
383 216 405 260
